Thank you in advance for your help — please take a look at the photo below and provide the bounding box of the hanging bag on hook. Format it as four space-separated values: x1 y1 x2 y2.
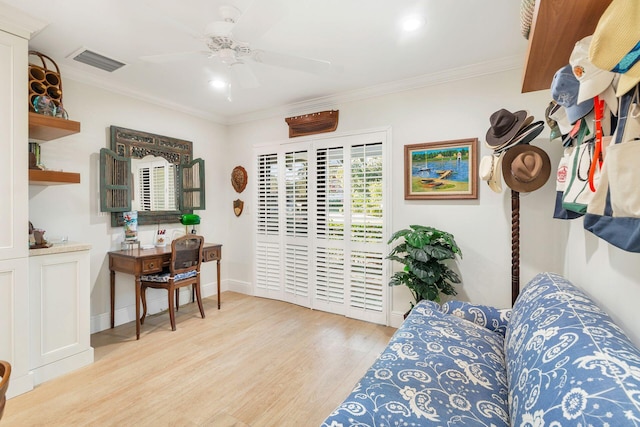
561 118 597 214
584 84 640 252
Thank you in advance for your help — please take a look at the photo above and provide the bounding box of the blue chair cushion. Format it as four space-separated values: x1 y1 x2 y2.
140 270 197 283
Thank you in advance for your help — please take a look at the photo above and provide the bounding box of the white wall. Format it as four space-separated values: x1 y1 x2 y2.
225 67 640 346
31 67 640 348
28 79 228 332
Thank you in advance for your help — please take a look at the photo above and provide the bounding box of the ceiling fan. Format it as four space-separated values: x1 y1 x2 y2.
140 4 339 91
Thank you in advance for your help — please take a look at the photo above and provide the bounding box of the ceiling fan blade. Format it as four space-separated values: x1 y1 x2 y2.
252 50 342 76
232 0 289 41
140 51 209 63
230 62 260 89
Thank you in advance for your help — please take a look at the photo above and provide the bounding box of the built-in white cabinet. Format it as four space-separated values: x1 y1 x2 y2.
0 27 32 399
29 246 93 385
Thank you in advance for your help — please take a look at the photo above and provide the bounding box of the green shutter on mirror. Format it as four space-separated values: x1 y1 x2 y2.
100 148 132 212
179 158 205 210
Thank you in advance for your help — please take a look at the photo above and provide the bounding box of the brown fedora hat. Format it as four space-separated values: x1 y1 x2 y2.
486 109 528 147
502 144 551 193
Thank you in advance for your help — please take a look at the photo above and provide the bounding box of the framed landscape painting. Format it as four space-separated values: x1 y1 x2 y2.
404 138 478 200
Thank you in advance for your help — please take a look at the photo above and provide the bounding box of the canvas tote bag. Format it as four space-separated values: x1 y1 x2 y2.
584 84 640 252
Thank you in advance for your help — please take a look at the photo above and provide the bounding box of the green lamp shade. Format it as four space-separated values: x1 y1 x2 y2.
180 214 200 225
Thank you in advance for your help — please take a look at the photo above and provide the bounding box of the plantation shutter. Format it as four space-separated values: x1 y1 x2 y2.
137 167 152 211
348 143 385 318
254 130 388 324
179 158 205 210
99 148 131 212
283 149 310 305
315 147 346 312
255 152 282 296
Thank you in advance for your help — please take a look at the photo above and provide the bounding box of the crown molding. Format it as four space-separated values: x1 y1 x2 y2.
60 55 523 126
227 55 524 125
0 3 47 39
60 65 227 124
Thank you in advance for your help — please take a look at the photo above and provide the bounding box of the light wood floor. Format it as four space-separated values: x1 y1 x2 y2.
3 292 396 426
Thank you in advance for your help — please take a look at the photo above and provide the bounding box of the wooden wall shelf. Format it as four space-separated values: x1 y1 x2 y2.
29 169 80 185
521 0 612 93
29 112 81 141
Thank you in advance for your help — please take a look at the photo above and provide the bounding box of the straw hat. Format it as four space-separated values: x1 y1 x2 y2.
589 0 640 97
479 153 504 194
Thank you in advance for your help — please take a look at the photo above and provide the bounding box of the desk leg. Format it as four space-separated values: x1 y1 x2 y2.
135 276 141 340
110 270 115 329
217 259 221 309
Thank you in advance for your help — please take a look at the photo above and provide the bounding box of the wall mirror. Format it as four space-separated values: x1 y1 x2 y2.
99 126 205 226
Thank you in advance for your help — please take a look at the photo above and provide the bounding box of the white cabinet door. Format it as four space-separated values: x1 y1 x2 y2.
29 251 93 384
0 257 33 398
0 29 28 261
0 28 31 399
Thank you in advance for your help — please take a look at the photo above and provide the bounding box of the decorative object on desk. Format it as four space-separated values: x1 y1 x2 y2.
180 213 200 234
404 138 479 200
231 165 247 193
155 227 167 247
285 110 339 138
121 240 140 251
387 224 462 307
123 211 138 241
28 51 64 115
233 199 244 217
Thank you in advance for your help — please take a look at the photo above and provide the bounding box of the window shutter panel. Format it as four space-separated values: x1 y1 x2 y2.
100 148 132 212
179 158 205 210
351 143 383 243
285 150 308 237
316 147 345 240
315 247 345 304
257 153 279 236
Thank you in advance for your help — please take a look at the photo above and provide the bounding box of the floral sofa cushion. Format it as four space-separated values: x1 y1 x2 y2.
441 300 512 337
322 300 510 427
505 272 640 425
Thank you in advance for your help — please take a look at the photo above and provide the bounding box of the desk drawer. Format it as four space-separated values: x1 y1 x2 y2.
203 246 221 262
142 257 163 273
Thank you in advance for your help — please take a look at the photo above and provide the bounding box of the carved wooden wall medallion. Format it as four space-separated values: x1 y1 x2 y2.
233 199 244 217
231 166 247 193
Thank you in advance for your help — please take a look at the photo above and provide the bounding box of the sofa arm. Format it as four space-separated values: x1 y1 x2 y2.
441 300 511 337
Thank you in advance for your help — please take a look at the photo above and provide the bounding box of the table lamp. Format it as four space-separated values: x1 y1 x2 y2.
180 214 200 234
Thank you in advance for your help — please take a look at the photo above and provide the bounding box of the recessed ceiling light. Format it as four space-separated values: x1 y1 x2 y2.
401 15 424 32
209 79 228 90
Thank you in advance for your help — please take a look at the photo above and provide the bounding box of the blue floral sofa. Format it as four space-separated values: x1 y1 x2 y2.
322 272 640 426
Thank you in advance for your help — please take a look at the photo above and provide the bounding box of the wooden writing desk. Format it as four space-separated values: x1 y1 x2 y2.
108 243 222 339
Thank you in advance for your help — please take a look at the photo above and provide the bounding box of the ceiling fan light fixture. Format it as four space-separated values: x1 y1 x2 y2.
401 15 425 32
209 78 228 90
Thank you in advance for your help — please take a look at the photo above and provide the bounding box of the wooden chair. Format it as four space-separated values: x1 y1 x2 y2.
140 234 205 331
0 360 11 420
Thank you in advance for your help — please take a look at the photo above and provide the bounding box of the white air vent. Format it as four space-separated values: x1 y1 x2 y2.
71 48 126 72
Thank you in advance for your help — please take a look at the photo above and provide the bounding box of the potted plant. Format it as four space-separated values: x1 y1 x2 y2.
387 224 462 306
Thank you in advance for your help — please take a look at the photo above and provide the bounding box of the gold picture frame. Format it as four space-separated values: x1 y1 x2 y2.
404 138 479 200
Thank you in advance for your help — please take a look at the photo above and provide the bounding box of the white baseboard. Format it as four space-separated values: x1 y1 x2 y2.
389 310 406 328
226 279 253 295
91 280 222 334
7 371 33 399
31 348 94 386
